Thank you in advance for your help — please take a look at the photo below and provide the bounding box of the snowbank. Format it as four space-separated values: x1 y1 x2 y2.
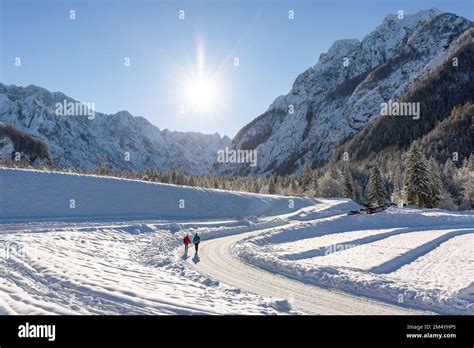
0 168 314 221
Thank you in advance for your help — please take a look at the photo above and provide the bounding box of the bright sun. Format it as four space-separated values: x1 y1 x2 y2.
176 41 225 115
185 77 219 112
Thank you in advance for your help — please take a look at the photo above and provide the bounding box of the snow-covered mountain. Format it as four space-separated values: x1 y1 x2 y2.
329 27 474 169
0 83 231 174
214 9 473 176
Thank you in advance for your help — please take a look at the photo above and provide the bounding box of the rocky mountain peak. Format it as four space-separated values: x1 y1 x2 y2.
214 9 472 176
0 83 231 174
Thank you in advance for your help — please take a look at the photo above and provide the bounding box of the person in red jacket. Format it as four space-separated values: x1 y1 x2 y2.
183 234 191 254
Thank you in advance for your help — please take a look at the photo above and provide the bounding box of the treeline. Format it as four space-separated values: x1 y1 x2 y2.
0 159 290 196
275 144 472 211
0 123 52 164
2 142 472 211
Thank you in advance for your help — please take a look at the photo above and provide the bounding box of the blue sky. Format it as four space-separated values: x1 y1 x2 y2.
1 0 472 137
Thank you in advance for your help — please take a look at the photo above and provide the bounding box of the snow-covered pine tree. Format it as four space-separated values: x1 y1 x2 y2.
391 163 404 205
439 190 457 210
404 144 431 207
427 157 442 208
459 154 474 209
290 177 300 195
300 164 313 192
443 158 456 183
366 167 386 205
329 166 341 181
252 179 260 193
268 175 277 194
312 170 319 196
341 168 354 199
443 158 462 205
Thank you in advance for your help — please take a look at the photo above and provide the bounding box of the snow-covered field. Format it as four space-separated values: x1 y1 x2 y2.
0 220 296 314
0 168 472 315
234 208 474 314
0 168 312 314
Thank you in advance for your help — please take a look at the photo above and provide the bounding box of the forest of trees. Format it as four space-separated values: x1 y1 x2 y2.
0 123 52 165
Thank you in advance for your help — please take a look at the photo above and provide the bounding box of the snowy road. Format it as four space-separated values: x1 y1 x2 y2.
185 228 426 315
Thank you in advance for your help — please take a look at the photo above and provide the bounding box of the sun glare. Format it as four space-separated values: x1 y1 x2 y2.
185 77 220 112
175 39 227 116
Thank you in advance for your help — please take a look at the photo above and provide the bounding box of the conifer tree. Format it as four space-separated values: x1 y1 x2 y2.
268 175 277 194
404 144 431 207
312 170 320 196
427 157 442 208
341 168 354 199
443 158 456 183
252 180 260 193
290 178 299 196
366 167 386 205
459 155 474 209
300 164 313 192
391 164 404 205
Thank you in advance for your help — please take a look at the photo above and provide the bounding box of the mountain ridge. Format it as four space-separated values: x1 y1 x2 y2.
213 8 473 176
329 27 474 170
0 83 231 174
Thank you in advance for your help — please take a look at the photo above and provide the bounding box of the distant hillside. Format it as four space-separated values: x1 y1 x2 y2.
0 122 51 165
417 102 473 163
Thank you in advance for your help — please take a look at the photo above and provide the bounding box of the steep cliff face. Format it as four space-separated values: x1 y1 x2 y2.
214 9 473 176
0 83 231 174
329 27 474 169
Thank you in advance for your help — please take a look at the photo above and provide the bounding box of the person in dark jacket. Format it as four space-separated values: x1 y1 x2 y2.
193 233 201 254
183 234 191 253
